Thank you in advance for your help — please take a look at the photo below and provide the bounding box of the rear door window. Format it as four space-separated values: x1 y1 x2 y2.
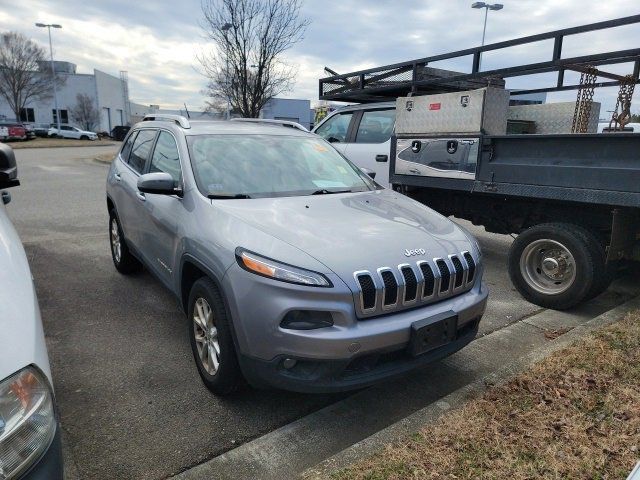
128 129 157 173
355 109 396 144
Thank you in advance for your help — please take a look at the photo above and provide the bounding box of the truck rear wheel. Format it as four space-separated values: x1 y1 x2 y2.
508 223 596 310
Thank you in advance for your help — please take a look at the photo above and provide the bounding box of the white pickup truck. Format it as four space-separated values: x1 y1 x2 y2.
0 144 63 479
313 102 396 185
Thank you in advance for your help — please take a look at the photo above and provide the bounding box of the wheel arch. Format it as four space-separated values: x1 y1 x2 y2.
178 254 226 315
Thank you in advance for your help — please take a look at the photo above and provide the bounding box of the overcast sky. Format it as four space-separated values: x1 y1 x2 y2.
1 0 638 113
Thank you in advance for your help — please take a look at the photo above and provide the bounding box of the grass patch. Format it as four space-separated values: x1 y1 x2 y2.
334 311 640 480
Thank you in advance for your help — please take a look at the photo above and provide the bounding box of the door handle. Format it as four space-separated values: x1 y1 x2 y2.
376 155 388 162
136 191 146 201
113 172 121 181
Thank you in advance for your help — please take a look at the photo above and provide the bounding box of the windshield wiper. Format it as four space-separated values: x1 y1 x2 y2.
311 189 352 195
207 193 252 199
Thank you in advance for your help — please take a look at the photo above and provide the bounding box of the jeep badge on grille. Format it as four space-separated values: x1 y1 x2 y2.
404 248 426 257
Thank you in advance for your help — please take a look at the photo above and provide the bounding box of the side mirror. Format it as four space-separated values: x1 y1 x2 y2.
137 172 181 196
0 143 19 189
360 167 376 179
327 137 340 143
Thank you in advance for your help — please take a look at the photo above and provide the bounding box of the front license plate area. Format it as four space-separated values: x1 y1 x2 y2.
408 311 458 357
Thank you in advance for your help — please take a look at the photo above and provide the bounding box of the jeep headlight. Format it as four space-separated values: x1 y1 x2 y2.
236 248 332 287
0 366 56 479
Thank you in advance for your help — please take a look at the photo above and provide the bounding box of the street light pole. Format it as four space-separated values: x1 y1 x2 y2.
471 2 503 70
35 23 62 131
221 23 232 120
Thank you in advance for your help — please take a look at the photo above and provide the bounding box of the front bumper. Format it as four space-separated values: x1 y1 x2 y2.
223 263 488 392
239 315 481 393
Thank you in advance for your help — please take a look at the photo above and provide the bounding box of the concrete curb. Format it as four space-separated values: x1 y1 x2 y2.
170 293 640 480
302 294 640 479
93 157 114 165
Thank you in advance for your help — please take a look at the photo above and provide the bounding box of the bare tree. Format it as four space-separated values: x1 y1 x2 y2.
0 32 63 122
70 93 99 131
199 0 309 118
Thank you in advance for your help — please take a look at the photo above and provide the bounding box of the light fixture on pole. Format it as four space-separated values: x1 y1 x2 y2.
35 23 62 131
471 2 503 70
221 22 232 120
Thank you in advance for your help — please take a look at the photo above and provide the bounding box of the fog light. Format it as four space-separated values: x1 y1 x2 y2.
280 310 333 330
282 358 297 369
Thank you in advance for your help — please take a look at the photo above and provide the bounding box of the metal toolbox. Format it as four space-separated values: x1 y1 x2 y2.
394 137 480 180
508 102 601 134
395 87 510 136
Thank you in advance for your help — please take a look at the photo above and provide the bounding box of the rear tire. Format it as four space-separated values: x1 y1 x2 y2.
508 223 596 310
580 228 614 300
188 277 243 395
109 209 141 274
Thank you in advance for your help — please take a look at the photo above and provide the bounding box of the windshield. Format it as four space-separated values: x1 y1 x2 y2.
187 134 377 198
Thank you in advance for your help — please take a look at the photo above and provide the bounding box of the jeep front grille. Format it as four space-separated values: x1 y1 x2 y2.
353 251 478 318
436 259 450 292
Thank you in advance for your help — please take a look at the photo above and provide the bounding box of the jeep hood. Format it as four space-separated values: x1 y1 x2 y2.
213 189 475 281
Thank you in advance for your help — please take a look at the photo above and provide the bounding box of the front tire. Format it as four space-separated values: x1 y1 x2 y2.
109 209 141 274
80 135 89 140
188 277 243 395
508 223 596 310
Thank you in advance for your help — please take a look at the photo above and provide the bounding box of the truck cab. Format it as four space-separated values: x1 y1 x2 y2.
312 102 396 185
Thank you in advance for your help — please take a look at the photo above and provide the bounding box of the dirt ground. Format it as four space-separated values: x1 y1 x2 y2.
4 137 117 149
335 311 640 480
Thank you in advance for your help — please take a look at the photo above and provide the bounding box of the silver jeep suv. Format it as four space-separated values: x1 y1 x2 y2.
106 115 487 394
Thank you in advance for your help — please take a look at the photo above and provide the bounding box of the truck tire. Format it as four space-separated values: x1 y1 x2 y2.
508 223 596 310
188 277 243 395
580 228 614 300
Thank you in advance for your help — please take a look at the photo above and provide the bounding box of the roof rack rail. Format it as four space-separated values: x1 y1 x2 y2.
142 114 191 129
230 118 308 132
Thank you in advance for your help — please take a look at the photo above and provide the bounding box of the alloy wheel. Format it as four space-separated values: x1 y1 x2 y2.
110 218 121 263
193 297 220 375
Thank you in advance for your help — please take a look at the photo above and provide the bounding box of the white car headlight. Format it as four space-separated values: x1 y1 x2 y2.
0 366 56 479
236 248 332 287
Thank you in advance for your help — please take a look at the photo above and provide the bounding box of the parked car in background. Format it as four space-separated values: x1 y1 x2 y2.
32 123 51 138
106 115 487 395
22 123 36 140
0 143 64 479
110 125 131 141
48 125 98 140
312 102 396 185
0 122 27 141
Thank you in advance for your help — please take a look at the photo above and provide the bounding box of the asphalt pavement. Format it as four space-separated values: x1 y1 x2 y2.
4 145 589 479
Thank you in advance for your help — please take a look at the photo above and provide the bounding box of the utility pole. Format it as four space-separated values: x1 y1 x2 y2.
35 23 62 131
471 3 503 70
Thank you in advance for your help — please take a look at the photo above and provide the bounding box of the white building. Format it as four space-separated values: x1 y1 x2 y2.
0 61 130 133
130 98 313 129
